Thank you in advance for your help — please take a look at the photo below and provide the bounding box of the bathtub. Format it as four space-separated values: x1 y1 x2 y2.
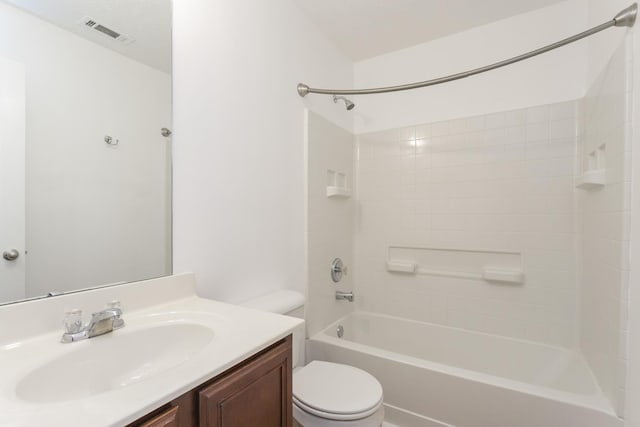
307 312 621 427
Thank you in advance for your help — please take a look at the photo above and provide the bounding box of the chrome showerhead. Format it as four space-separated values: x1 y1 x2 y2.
333 95 355 111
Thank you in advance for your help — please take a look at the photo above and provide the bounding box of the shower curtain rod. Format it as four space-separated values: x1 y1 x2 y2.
297 3 638 98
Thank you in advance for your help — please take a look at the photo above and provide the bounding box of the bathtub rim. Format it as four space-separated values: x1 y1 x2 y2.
310 310 617 418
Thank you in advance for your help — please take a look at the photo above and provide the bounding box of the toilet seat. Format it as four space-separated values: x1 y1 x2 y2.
292 403 385 427
293 397 382 421
293 361 384 421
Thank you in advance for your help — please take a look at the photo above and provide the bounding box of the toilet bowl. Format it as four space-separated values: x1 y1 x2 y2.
241 291 384 427
293 361 384 427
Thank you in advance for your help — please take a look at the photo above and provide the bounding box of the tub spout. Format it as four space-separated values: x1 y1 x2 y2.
336 291 354 302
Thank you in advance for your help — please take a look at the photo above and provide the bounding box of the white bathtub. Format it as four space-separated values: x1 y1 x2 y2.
307 312 621 427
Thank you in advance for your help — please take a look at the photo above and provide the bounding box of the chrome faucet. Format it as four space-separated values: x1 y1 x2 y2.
61 301 125 343
335 291 354 302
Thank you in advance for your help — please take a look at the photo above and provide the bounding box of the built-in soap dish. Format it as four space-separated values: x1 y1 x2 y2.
575 169 606 190
326 169 351 198
327 186 351 198
576 144 606 190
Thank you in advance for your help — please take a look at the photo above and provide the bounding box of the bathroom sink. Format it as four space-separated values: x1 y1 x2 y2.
15 322 215 403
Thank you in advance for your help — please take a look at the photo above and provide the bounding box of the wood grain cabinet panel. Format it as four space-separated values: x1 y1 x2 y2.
128 392 195 427
127 335 292 427
139 406 180 427
199 337 292 427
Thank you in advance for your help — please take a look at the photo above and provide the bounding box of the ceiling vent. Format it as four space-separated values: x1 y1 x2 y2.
78 16 135 45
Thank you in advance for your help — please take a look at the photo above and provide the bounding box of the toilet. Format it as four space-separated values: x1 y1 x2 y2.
241 290 385 427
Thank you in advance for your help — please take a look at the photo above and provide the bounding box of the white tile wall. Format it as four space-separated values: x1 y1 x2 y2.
578 38 632 416
355 100 581 348
305 40 631 420
306 111 356 336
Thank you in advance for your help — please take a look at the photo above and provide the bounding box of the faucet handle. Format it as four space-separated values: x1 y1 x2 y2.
107 300 125 329
106 300 121 310
63 309 84 334
106 300 123 316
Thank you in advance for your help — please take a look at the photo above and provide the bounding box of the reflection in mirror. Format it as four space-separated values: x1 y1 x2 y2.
0 0 172 305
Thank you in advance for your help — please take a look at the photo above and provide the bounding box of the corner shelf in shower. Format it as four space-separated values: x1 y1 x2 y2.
576 144 606 190
326 169 351 198
326 186 352 198
575 169 606 190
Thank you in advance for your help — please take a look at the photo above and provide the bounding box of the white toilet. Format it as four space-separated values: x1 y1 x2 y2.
241 290 385 427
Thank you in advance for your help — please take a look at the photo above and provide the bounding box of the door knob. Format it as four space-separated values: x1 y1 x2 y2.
3 249 19 261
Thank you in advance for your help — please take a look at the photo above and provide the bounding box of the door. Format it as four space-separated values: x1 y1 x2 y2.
0 57 26 302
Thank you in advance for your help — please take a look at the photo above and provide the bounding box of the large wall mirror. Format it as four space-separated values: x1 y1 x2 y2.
0 0 172 305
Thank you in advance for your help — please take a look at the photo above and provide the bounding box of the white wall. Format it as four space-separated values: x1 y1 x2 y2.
0 57 26 303
586 1 631 88
355 101 581 348
0 2 171 298
584 1 640 425
353 0 588 134
305 111 355 336
628 55 640 426
592 2 640 427
172 0 353 303
579 37 632 416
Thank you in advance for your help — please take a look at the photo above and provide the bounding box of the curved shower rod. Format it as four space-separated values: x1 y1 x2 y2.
297 3 637 98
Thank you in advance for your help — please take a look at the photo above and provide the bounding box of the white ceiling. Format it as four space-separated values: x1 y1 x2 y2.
3 0 171 73
4 1 568 72
294 0 568 61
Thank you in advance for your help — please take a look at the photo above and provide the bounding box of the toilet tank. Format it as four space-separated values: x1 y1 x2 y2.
240 290 306 367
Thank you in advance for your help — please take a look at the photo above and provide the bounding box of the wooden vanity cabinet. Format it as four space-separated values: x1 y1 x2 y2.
198 334 292 427
136 393 196 427
139 405 181 427
128 335 292 427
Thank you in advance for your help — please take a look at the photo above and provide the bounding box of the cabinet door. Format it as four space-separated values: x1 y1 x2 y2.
139 406 179 427
128 392 196 427
199 337 292 427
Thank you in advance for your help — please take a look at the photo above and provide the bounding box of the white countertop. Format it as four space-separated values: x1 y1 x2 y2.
0 273 303 427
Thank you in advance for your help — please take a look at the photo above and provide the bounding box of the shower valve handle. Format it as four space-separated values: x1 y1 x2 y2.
331 258 347 283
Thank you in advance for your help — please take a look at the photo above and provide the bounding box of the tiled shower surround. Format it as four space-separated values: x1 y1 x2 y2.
306 111 355 337
579 39 632 415
355 101 582 348
352 37 632 414
305 38 632 416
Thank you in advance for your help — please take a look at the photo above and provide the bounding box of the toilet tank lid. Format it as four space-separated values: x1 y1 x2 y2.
240 290 305 314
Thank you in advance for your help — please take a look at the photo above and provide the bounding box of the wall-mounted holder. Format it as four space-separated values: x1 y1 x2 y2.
326 169 351 198
385 246 524 285
327 186 351 198
104 135 119 146
575 169 606 189
576 144 606 190
385 261 416 273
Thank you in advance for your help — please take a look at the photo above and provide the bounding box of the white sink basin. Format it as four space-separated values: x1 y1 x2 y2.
0 274 303 427
15 322 215 403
